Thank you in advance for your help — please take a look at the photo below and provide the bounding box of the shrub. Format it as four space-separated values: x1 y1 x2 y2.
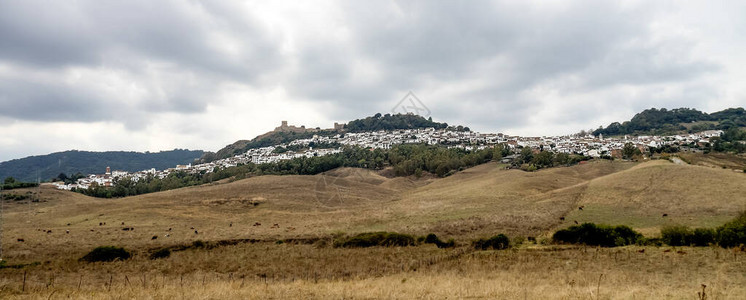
423 233 456 248
553 223 642 247
661 225 692 246
192 240 206 248
691 228 716 246
716 212 746 248
335 232 415 248
149 248 171 260
80 246 131 262
473 234 510 250
424 233 440 244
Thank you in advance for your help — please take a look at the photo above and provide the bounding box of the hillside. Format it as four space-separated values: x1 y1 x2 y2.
6 157 746 263
562 160 746 235
3 158 746 299
202 113 452 162
0 149 204 182
593 107 746 136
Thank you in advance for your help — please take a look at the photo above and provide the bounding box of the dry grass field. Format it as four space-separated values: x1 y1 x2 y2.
2 158 746 298
677 152 746 171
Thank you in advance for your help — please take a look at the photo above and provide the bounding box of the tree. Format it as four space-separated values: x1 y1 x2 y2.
4 177 16 185
532 151 554 168
622 142 640 159
519 147 534 164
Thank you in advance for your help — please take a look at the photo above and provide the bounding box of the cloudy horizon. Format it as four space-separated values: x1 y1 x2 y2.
1 0 745 162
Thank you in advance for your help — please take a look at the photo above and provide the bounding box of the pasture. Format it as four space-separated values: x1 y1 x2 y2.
2 158 746 298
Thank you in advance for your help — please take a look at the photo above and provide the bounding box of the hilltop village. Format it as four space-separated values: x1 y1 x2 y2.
54 121 723 191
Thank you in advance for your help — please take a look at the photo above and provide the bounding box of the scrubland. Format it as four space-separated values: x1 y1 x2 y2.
2 158 746 298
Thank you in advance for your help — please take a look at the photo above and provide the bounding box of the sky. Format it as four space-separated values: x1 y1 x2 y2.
1 0 745 162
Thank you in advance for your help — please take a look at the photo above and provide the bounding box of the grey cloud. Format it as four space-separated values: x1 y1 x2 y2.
0 0 284 126
0 77 110 122
0 0 738 153
284 1 722 134
1 1 281 79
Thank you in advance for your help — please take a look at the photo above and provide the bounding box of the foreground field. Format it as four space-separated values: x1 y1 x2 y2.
2 242 745 299
2 157 746 298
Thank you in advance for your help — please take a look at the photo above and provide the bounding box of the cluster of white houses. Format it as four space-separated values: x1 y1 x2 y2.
54 123 723 191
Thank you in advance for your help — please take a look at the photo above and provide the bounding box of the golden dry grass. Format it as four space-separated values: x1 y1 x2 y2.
563 160 746 236
2 243 746 299
4 159 746 260
678 152 746 171
3 158 746 298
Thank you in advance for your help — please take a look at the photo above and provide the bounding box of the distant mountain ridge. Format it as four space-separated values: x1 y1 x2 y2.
593 107 746 136
0 149 204 182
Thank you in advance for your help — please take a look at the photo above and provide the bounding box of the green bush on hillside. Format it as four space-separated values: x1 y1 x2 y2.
660 226 715 246
553 223 642 247
473 234 511 250
691 228 716 246
149 248 171 260
423 233 456 248
717 212 746 248
335 232 416 248
661 225 692 246
80 246 131 262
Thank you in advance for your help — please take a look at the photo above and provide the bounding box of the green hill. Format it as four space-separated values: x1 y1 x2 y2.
593 107 746 136
0 149 204 182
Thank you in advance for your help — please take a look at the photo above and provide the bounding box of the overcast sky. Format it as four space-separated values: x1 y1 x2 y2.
1 0 744 162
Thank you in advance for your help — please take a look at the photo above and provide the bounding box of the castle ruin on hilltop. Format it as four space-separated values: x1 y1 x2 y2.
273 120 345 133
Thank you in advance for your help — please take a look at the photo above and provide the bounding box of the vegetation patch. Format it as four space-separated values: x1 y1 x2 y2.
149 248 171 260
1 177 39 190
661 226 715 246
716 212 746 248
552 223 642 247
80 246 131 262
0 191 32 201
422 233 456 248
334 232 416 248
472 234 511 250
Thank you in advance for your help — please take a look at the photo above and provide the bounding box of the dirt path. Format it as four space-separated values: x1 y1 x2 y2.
670 157 687 165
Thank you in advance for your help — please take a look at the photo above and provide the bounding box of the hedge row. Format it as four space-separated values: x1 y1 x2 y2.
554 212 746 248
552 223 642 247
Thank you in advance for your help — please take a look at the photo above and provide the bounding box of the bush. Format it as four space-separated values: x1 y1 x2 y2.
473 234 510 250
80 246 131 262
661 225 692 246
716 212 746 248
423 233 456 248
553 223 642 247
691 228 716 246
192 240 206 248
149 248 171 260
335 232 415 248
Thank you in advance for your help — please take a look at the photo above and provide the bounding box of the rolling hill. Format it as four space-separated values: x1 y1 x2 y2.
201 113 453 162
4 157 746 262
593 107 746 136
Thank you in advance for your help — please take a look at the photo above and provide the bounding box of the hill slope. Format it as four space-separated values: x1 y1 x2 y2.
202 113 452 162
0 149 204 182
562 160 746 235
4 158 746 260
593 107 746 136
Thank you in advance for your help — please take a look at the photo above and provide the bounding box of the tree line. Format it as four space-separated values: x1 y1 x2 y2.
2 177 39 190
593 107 746 136
345 113 448 132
